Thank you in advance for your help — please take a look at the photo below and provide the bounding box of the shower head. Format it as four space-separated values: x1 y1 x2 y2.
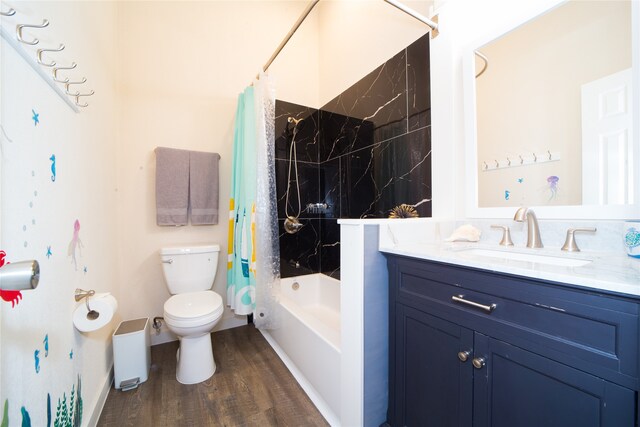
287 116 304 126
285 116 305 137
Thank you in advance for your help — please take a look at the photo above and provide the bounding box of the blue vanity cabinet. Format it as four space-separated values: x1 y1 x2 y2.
473 333 636 427
390 304 474 426
386 255 639 427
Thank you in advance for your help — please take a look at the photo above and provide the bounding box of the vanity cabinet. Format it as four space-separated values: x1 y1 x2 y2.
387 255 639 427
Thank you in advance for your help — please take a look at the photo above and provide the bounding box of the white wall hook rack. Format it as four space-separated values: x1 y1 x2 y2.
0 10 87 112
481 151 561 172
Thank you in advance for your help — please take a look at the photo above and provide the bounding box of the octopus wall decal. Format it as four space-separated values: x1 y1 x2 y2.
68 220 84 271
547 175 560 200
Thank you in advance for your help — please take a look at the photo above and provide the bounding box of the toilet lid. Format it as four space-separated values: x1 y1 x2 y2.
164 291 223 320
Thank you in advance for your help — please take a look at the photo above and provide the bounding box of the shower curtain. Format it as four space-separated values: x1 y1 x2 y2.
227 73 280 329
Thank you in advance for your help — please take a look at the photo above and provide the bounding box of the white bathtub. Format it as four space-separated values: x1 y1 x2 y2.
260 273 341 426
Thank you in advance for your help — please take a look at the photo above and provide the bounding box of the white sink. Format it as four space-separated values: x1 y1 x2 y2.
459 248 592 267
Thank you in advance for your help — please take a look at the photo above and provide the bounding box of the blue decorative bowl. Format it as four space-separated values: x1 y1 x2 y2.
624 222 640 258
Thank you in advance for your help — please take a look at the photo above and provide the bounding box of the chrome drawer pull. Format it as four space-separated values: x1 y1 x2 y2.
451 295 497 313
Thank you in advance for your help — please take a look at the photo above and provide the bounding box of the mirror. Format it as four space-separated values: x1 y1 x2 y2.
465 0 640 219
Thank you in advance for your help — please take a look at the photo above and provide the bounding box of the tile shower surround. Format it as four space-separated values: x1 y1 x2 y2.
275 34 432 279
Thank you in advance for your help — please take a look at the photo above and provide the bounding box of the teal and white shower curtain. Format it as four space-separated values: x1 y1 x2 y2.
227 73 280 328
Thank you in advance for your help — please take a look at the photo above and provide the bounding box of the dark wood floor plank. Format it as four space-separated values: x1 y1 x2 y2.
97 325 329 427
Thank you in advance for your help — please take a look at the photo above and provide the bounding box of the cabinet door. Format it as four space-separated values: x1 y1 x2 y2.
473 333 636 427
391 304 473 427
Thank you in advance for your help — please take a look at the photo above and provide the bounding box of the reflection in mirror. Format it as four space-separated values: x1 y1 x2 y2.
473 0 636 210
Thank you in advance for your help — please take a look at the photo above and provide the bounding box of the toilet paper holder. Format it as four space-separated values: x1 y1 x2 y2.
75 288 95 302
75 288 96 314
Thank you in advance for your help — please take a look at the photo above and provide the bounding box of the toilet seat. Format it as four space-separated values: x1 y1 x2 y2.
164 291 224 328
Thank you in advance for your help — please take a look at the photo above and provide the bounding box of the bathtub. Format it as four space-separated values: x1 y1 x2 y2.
260 273 341 426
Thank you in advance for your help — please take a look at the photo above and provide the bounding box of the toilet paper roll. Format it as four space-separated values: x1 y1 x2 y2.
73 293 118 333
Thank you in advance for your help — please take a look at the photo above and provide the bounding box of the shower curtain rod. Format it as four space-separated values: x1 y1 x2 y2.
260 0 438 76
262 0 320 74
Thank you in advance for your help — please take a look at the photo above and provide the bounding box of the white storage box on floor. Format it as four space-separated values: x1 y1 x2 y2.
113 317 151 390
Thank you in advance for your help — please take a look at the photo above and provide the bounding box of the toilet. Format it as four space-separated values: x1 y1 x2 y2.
160 245 224 384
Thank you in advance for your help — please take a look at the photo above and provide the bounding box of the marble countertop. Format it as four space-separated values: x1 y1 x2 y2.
380 241 640 298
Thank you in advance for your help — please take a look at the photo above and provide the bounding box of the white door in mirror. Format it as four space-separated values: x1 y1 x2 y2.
581 68 633 205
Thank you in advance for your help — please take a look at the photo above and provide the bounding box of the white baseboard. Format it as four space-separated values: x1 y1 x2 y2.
150 314 248 346
260 330 339 427
150 329 177 346
214 314 247 332
87 365 114 427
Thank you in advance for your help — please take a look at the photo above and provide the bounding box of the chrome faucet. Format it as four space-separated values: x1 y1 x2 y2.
513 207 543 248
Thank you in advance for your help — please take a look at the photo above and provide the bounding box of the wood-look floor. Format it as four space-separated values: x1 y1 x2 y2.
97 325 329 427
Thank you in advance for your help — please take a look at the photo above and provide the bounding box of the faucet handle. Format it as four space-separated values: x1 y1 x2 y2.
561 228 596 252
491 225 514 246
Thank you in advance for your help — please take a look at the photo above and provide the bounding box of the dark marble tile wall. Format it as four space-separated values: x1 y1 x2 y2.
275 101 321 277
275 33 432 280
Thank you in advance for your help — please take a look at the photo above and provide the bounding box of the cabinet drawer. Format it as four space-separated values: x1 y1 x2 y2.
391 257 640 388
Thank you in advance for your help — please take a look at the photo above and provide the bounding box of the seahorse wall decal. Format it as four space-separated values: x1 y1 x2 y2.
43 334 49 357
49 154 56 182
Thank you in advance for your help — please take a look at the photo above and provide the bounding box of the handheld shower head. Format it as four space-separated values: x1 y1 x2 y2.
287 116 304 126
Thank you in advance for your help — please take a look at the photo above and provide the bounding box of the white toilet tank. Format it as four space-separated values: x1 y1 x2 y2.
160 245 220 294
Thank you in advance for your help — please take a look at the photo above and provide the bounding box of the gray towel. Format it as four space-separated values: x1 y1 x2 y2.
155 147 190 226
189 150 221 225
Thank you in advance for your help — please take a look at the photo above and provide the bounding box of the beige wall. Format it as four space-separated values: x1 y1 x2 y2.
269 0 434 108
115 1 319 344
317 0 433 106
476 0 631 208
267 1 321 107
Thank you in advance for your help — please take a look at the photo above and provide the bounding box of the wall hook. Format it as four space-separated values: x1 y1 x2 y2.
474 50 488 78
532 152 537 162
519 154 524 165
506 157 511 166
37 43 64 67
1 7 16 16
65 77 87 96
547 150 552 160
52 62 77 83
494 159 499 168
483 161 488 170
16 19 49 45
75 90 94 108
